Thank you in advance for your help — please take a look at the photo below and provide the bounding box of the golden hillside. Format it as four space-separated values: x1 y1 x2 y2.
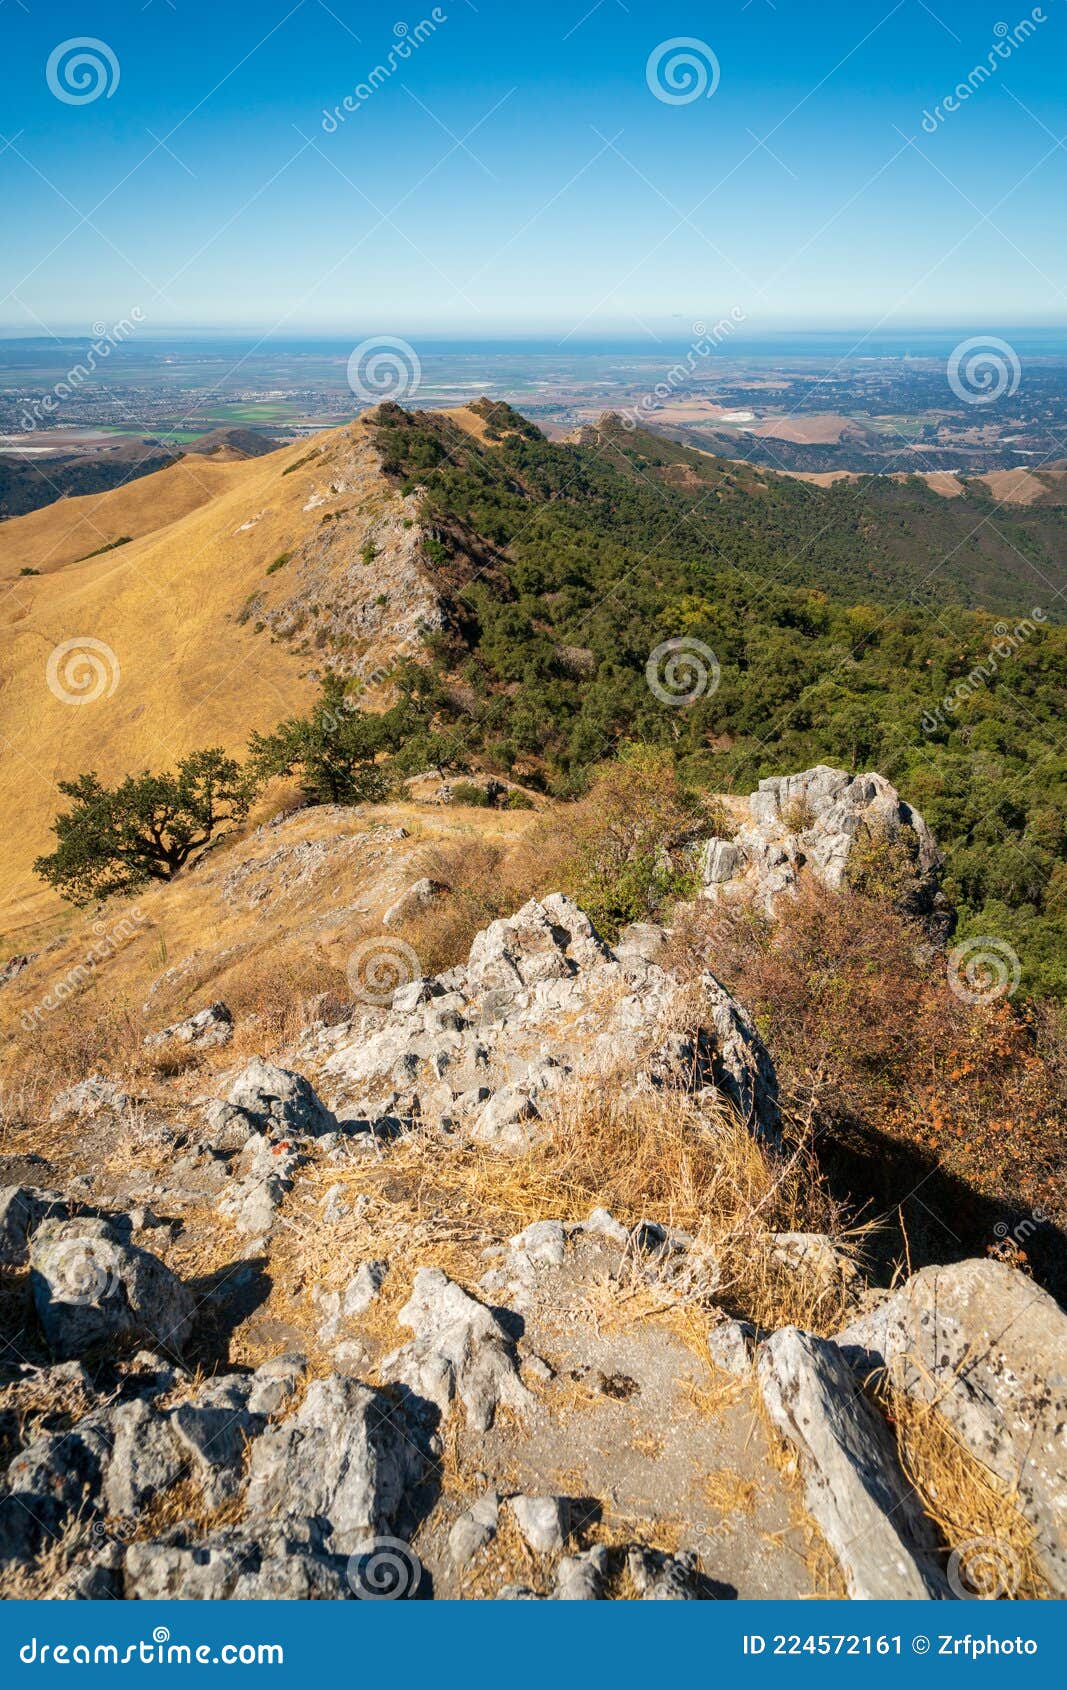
0 416 436 942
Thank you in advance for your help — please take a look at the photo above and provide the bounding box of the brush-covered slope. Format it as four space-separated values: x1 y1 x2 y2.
366 402 1067 994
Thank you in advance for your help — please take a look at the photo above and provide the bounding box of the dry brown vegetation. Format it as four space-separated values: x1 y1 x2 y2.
877 1382 1050 1600
669 883 1067 1298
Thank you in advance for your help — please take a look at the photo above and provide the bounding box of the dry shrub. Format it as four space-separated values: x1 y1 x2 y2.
876 1381 1049 1600
223 948 349 1057
398 751 716 973
671 883 1067 1295
0 992 142 1140
321 1083 854 1335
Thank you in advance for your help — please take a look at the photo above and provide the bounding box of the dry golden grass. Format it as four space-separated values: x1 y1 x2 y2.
877 1380 1049 1600
703 1467 757 1517
0 455 245 579
288 1083 856 1344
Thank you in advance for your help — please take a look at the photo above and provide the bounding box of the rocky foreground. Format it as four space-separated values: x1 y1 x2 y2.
1 768 1064 1601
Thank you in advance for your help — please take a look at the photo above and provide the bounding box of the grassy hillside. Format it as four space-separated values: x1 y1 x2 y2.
0 419 411 936
3 399 1065 995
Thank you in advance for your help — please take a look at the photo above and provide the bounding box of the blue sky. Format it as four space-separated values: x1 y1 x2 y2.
2 0 1065 336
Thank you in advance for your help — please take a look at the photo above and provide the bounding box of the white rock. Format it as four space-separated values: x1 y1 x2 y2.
510 1494 568 1554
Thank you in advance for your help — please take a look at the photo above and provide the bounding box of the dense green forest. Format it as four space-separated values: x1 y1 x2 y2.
370 401 1067 997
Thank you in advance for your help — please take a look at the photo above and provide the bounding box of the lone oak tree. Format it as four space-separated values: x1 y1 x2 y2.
35 749 253 905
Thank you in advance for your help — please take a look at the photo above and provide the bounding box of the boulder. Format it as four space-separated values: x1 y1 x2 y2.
49 1075 129 1123
124 1520 351 1600
0 1185 69 1267
145 1002 233 1052
699 765 944 919
448 1492 500 1567
509 1494 569 1554
383 1267 532 1432
225 1057 335 1138
102 1399 184 1515
627 1545 704 1599
30 1218 195 1361
244 1374 422 1555
707 1317 763 1378
0 1411 113 1562
554 1545 609 1599
836 1259 1067 1598
757 1327 948 1599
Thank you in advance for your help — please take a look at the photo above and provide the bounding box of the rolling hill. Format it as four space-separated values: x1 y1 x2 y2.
1 398 1064 994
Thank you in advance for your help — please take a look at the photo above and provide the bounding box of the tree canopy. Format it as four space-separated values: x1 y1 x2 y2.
34 749 252 905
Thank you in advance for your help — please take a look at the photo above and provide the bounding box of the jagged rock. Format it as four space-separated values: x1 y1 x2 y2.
383 879 448 928
320 893 779 1146
49 1075 129 1124
145 1001 233 1052
0 1410 114 1562
707 1317 763 1377
554 1545 609 1599
836 1259 1067 1598
124 1520 351 1600
0 1185 70 1266
448 1492 500 1566
508 1221 567 1271
510 1494 569 1554
225 1057 335 1138
470 1084 544 1151
168 1375 266 1504
383 1267 533 1432
757 1327 948 1599
199 1099 260 1153
30 1218 195 1361
102 1399 184 1515
219 1174 289 1238
627 1545 703 1599
343 1259 389 1316
244 1374 422 1555
246 1353 307 1417
615 922 670 964
498 1582 544 1600
217 1136 307 1238
700 765 944 919
466 894 613 993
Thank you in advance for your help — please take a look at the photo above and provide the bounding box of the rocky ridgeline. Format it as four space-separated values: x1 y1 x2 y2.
701 763 946 920
1 767 1064 1601
311 890 780 1154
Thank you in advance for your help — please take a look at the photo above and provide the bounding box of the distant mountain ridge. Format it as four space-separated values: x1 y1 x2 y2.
0 427 281 520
